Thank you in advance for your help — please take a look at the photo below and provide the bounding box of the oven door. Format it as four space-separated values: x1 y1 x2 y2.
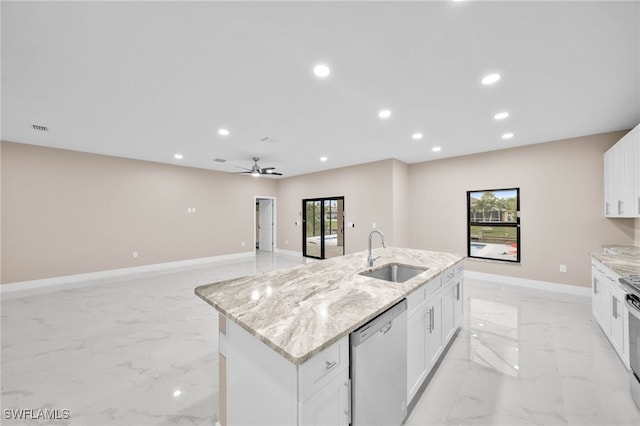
626 292 640 409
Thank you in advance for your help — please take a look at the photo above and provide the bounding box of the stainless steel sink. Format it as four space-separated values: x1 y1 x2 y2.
359 263 429 283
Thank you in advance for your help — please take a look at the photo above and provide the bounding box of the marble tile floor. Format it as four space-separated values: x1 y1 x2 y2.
1 252 639 425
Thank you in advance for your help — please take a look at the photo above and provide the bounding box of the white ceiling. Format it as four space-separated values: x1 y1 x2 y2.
2 0 640 177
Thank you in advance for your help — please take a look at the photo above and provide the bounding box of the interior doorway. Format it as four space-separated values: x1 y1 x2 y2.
255 197 275 252
302 197 345 259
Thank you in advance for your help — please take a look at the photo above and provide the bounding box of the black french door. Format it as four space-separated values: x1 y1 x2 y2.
302 197 345 259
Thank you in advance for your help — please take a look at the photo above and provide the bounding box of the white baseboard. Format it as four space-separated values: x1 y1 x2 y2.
464 270 591 296
275 248 303 257
0 251 256 293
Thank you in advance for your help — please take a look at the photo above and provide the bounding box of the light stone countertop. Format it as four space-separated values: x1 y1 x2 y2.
592 245 640 277
195 247 464 364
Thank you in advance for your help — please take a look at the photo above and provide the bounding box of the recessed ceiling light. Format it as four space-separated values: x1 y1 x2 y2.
174 153 183 160
378 109 392 119
412 133 423 140
502 133 514 140
494 112 509 120
218 128 229 136
432 146 441 152
320 156 328 162
481 73 501 85
313 64 331 78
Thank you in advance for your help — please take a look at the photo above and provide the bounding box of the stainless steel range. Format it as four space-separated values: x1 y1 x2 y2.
620 275 640 410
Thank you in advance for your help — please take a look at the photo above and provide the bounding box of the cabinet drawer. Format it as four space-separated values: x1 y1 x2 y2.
454 262 464 277
407 285 427 315
299 336 348 401
428 275 443 297
443 267 456 286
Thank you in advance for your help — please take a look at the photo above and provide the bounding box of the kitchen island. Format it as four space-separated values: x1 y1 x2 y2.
195 247 464 425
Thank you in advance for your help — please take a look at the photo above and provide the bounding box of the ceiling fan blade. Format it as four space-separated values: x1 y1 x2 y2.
260 167 276 171
269 172 283 176
234 165 252 171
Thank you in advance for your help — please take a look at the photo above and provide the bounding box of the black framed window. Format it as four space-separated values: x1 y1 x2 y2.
467 188 520 263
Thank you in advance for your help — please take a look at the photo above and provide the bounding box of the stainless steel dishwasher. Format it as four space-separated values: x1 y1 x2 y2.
350 299 407 426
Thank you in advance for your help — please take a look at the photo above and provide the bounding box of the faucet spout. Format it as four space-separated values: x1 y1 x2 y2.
367 230 387 268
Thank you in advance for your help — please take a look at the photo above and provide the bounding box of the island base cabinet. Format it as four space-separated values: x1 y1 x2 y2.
225 320 298 426
223 318 350 426
407 304 428 402
298 370 349 426
426 295 443 367
406 263 464 407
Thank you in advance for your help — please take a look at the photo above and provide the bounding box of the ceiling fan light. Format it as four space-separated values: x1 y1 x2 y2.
251 171 260 177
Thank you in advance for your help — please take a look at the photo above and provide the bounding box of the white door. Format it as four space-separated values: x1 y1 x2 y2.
258 199 273 252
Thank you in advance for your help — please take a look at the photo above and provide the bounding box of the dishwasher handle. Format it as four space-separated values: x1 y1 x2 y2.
379 322 393 335
351 299 407 346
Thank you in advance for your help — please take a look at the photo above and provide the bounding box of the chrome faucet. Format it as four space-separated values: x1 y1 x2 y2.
367 230 387 268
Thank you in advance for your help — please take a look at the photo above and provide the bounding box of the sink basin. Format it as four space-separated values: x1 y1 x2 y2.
359 263 429 283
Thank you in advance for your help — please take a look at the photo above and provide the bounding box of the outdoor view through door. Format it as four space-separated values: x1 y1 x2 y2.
303 197 345 259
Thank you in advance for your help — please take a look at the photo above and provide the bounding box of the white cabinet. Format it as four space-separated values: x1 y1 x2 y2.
406 262 464 405
299 369 349 426
591 262 607 330
407 303 428 402
225 319 350 426
591 258 630 369
443 284 455 343
453 274 464 327
604 123 640 217
426 293 443 367
443 264 464 342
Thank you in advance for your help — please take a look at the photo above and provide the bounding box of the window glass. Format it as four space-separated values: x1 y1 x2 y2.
467 188 520 263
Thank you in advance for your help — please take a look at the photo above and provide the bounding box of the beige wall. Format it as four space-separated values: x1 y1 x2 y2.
276 159 399 255
3 130 636 286
1 142 277 283
407 131 634 287
392 159 410 248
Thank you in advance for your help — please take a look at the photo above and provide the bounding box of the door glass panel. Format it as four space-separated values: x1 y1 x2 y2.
324 199 344 258
305 200 322 258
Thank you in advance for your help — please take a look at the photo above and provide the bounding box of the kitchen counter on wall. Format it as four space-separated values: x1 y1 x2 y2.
195 247 463 364
591 245 640 277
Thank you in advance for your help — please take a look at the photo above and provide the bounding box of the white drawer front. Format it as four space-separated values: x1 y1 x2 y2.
299 336 348 401
407 285 427 315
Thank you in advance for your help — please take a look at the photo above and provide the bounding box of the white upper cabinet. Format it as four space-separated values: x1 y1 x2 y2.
605 123 640 217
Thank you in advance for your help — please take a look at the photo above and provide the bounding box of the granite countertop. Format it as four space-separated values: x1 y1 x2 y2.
592 245 640 277
195 247 463 364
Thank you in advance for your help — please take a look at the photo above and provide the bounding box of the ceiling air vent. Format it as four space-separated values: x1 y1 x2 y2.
259 136 279 144
213 158 227 163
31 124 49 132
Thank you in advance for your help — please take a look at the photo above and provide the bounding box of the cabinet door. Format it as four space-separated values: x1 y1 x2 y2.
443 284 455 342
407 305 427 403
299 368 349 426
619 136 635 216
610 290 626 362
453 278 464 326
427 294 443 367
633 125 640 216
604 148 616 217
592 266 604 325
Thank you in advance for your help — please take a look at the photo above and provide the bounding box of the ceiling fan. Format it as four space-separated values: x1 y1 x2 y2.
235 157 283 177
